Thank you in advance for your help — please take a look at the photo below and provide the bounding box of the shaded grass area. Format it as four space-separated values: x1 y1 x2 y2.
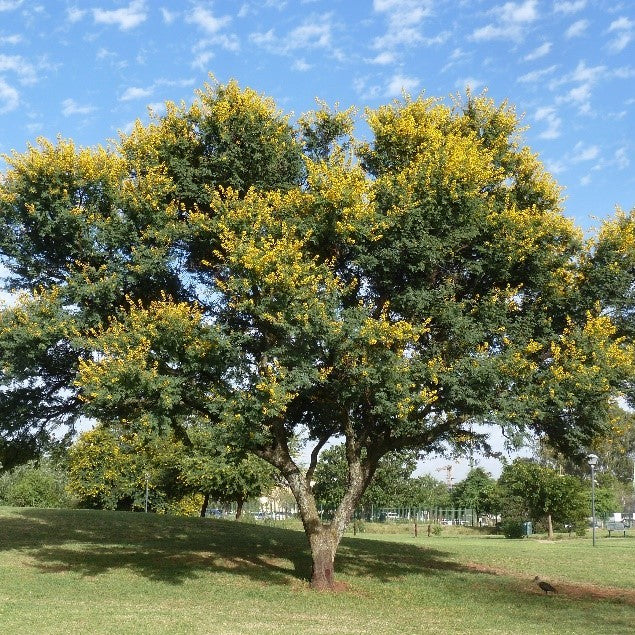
0 507 633 634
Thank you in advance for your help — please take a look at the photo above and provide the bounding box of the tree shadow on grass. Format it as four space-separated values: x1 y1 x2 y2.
0 507 470 588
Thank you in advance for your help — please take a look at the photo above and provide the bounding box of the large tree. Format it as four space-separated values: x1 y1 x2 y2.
0 80 631 588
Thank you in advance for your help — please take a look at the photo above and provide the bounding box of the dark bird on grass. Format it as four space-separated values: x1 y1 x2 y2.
534 576 557 595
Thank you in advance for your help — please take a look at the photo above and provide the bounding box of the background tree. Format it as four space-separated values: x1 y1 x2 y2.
177 425 278 519
498 459 587 538
67 420 277 516
67 420 182 512
312 444 419 513
451 468 500 524
1 80 632 588
401 475 452 510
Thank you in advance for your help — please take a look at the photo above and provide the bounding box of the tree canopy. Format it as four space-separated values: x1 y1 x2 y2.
1 79 633 588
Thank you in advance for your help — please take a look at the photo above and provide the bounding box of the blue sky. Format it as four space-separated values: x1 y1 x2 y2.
0 0 633 233
1 0 633 478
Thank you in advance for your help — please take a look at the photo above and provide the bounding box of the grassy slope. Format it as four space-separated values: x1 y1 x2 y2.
0 507 633 634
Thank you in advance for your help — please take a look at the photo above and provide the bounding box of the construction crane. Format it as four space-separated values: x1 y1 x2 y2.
436 464 454 490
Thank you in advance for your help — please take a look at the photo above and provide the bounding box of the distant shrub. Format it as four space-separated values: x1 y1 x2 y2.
0 461 75 508
501 519 524 539
431 524 442 536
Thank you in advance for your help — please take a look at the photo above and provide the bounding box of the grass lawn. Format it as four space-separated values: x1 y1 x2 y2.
0 507 633 634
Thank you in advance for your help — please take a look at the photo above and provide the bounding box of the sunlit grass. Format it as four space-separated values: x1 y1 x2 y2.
0 507 633 634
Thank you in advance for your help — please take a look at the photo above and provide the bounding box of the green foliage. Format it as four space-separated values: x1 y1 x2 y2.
0 460 74 508
312 444 448 511
66 421 182 511
451 468 500 519
498 459 587 532
177 425 279 514
67 420 277 515
591 472 622 519
501 518 525 539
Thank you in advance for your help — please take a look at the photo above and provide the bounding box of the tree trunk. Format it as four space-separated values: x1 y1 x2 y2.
547 513 554 540
285 449 373 589
256 423 378 590
200 492 210 518
235 498 244 520
308 528 338 590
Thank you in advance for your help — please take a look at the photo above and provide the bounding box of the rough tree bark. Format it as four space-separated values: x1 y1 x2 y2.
261 428 377 590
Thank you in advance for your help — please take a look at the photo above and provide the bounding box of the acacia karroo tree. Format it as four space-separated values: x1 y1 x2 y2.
0 80 632 589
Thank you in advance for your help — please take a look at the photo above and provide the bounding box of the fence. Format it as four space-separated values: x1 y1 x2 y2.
205 500 478 526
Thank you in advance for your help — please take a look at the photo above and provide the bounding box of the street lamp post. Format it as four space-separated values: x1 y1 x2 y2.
587 454 598 547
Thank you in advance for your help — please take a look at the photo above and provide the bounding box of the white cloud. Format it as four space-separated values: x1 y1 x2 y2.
544 158 566 174
570 60 606 84
67 7 85 23
499 0 538 23
517 64 557 83
553 0 586 14
0 78 19 113
608 16 633 32
372 0 433 50
148 102 167 117
580 173 592 186
534 106 561 139
0 34 21 44
61 98 95 117
93 1 147 31
524 42 551 61
572 141 599 162
607 16 633 53
0 1 23 10
250 14 333 55
565 19 588 38
369 51 396 65
286 17 332 49
455 77 484 92
292 59 312 71
250 29 275 47
191 50 214 71
186 6 231 34
160 8 177 24
386 73 419 97
120 86 153 101
552 60 609 114
472 0 538 41
613 147 629 170
0 54 37 85
353 76 382 101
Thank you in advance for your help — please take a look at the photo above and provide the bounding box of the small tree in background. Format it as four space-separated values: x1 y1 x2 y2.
67 421 277 516
498 459 587 538
178 425 278 519
67 420 181 512
451 468 500 524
